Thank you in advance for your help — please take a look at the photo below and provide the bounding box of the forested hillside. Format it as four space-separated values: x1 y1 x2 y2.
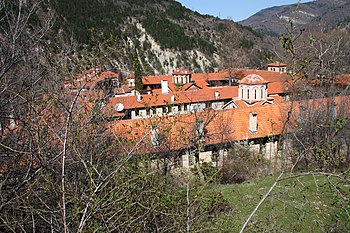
43 0 268 74
239 0 350 76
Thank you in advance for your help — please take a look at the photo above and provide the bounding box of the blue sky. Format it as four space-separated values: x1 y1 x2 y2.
176 0 313 22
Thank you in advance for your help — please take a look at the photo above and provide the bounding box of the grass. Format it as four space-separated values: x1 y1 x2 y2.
204 172 350 232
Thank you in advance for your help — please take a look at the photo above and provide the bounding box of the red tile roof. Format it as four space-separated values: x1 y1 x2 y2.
191 70 229 81
168 83 178 92
268 62 287 67
268 81 292 95
106 86 238 113
138 68 291 86
65 69 119 91
142 75 172 85
191 69 291 83
115 85 133 95
180 82 194 91
179 80 210 91
151 83 178 94
195 80 210 89
128 73 135 79
335 74 350 86
231 69 291 83
109 102 290 153
109 95 350 154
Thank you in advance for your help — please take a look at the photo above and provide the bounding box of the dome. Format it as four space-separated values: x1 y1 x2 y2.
238 74 268 85
173 68 192 75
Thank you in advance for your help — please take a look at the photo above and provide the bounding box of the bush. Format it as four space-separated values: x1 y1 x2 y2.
221 156 250 184
201 162 221 183
220 146 269 184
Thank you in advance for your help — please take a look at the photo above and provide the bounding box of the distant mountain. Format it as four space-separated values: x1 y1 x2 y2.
40 0 270 75
239 0 350 37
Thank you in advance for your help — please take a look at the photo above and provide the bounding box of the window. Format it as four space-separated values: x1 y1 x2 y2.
247 89 250 99
183 104 188 111
162 106 168 114
206 102 211 109
254 89 257 100
125 110 131 119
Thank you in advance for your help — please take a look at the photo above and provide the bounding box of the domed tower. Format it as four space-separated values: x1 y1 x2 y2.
238 74 268 102
172 68 192 86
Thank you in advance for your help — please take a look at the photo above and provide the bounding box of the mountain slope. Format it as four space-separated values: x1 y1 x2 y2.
239 0 350 37
44 0 269 74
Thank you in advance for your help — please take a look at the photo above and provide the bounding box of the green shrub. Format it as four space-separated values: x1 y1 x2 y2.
201 162 221 183
220 146 269 184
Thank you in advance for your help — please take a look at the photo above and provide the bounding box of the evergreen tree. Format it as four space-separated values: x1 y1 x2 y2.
133 52 143 93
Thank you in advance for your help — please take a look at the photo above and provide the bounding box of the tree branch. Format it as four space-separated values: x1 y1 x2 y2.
240 172 284 233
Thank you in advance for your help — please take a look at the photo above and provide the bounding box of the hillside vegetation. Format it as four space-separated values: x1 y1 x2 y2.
239 0 350 76
44 0 268 74
240 0 350 37
208 173 350 232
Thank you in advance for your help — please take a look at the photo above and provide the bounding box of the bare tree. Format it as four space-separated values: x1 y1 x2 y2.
305 28 350 81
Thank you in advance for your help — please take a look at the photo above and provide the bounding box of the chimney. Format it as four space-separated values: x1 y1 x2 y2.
136 92 142 102
171 94 175 103
214 91 220 99
161 80 168 94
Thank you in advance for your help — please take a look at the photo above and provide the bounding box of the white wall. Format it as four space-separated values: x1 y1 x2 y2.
199 151 212 163
265 141 278 161
156 107 163 115
139 109 147 117
239 84 267 101
211 101 225 110
189 103 206 112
